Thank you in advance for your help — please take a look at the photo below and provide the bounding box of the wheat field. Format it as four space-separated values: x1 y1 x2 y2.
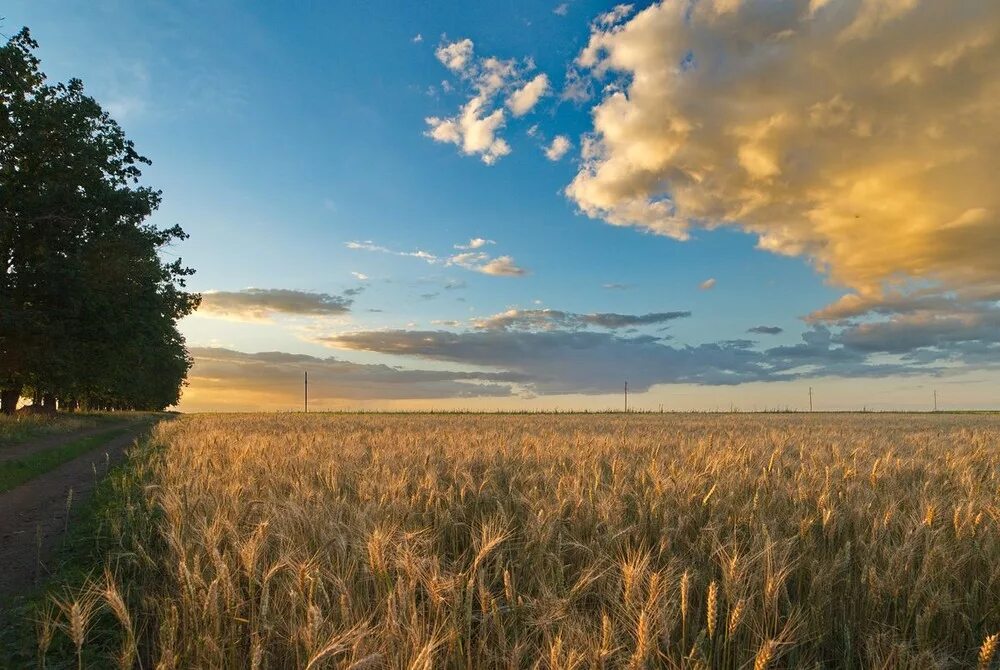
40 413 1000 668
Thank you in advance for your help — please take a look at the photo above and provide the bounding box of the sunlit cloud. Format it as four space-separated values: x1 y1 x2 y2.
544 135 572 161
454 238 494 250
425 38 548 163
700 278 716 291
507 73 549 117
345 240 527 277
198 288 354 322
565 0 1000 323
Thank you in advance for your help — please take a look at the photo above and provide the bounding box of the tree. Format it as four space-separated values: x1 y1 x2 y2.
0 28 198 413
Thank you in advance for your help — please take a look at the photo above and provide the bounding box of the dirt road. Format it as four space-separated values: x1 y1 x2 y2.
0 421 134 463
0 426 152 607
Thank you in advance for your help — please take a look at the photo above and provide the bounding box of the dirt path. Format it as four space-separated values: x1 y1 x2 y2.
0 425 152 607
0 421 135 463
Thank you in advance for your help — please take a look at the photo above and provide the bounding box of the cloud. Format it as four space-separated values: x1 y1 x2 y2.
412 33 424 44
554 3 569 16
507 73 549 117
477 256 527 276
699 278 716 290
345 240 527 277
454 238 494 250
748 326 784 335
351 271 369 281
471 308 690 331
198 289 353 321
183 347 520 408
544 135 572 161
595 3 634 26
435 38 474 72
566 0 1000 326
561 68 593 103
323 325 921 395
426 97 511 165
426 39 547 163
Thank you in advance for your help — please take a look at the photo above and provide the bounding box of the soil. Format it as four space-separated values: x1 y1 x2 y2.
0 426 151 608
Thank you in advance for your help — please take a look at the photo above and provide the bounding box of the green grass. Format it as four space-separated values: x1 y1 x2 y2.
0 412 132 448
0 435 158 668
0 428 130 493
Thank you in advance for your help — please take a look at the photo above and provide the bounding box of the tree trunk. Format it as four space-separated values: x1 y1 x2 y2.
42 393 57 410
0 385 21 415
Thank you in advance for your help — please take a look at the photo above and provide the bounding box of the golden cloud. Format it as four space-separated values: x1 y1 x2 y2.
567 0 1000 310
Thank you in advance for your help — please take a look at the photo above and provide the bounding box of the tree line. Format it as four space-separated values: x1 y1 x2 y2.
0 28 199 413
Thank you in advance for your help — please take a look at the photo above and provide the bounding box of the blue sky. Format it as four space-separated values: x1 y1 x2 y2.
9 1 1000 411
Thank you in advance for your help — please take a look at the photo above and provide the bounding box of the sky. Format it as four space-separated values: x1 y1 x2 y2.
7 0 1000 412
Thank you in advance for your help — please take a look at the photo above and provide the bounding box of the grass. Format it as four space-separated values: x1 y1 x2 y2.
23 413 1000 668
0 427 130 492
0 412 134 449
0 435 157 668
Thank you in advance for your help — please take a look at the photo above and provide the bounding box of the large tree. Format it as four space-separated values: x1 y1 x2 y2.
0 28 198 413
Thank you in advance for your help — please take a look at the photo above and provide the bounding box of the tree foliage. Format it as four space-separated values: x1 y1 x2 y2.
0 28 199 412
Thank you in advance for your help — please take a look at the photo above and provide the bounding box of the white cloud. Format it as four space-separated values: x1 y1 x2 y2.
346 240 526 277
351 272 369 281
545 135 572 161
554 3 569 16
434 38 474 72
567 0 1000 326
561 68 593 103
426 38 546 164
700 278 717 290
595 3 634 26
478 256 527 277
507 73 549 117
454 238 495 250
425 95 511 164
412 33 424 44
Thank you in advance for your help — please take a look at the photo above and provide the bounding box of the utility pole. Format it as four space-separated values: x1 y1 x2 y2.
933 390 937 412
304 371 309 413
808 386 813 412
624 380 628 413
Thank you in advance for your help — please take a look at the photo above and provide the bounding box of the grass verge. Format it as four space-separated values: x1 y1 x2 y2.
0 428 130 493
0 413 129 448
0 430 160 668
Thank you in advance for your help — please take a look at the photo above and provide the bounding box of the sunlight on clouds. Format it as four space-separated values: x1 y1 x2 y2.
425 38 548 163
507 73 549 117
345 239 527 277
198 288 355 322
567 0 1000 313
544 135 572 161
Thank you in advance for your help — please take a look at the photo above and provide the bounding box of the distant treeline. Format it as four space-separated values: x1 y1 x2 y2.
0 29 199 413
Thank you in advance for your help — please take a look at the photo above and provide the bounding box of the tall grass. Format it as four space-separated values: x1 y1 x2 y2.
41 413 1000 668
0 413 103 447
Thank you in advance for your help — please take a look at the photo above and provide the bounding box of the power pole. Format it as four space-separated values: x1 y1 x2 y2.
624 380 628 413
304 371 309 413
933 390 937 412
808 386 813 412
